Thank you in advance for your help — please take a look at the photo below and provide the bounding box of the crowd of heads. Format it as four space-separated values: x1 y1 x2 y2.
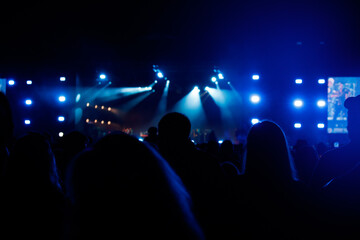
1 90 360 239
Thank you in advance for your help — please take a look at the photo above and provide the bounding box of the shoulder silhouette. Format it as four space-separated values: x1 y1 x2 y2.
64 132 204 240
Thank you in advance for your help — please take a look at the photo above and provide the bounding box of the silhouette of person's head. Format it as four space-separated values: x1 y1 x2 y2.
158 112 191 146
147 126 158 136
220 140 234 155
5 132 62 191
65 132 204 239
245 120 297 183
344 95 360 143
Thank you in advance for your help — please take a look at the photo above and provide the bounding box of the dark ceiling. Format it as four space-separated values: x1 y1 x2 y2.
1 0 360 85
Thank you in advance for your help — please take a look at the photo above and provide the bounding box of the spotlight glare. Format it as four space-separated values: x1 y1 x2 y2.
99 74 106 80
26 80 32 85
8 80 15 86
58 116 65 122
317 123 325 129
24 119 31 125
294 99 303 108
25 99 32 105
211 76 217 82
251 118 260 125
294 123 302 128
60 77 66 82
318 79 326 84
157 72 164 78
295 79 303 84
252 74 260 80
58 96 66 102
59 132 64 137
317 100 326 108
250 94 260 104
218 73 224 79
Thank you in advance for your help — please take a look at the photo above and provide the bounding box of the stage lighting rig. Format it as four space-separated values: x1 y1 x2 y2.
153 65 165 79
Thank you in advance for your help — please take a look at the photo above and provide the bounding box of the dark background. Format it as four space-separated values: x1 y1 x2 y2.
1 0 359 144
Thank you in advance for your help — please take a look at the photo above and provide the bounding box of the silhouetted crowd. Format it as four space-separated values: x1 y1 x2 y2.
1 90 360 239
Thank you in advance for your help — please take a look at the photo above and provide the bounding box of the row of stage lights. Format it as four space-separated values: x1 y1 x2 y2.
8 76 68 130
194 85 326 108
9 69 329 132
7 76 66 86
86 103 112 111
250 118 326 129
85 119 112 125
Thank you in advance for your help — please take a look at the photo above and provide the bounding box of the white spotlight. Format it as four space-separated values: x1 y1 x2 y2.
252 74 260 80
250 94 260 104
294 123 302 128
294 99 303 108
24 119 31 125
295 79 303 84
58 96 66 102
60 77 66 82
318 79 326 84
218 73 224 79
25 99 32 105
251 118 260 125
317 123 325 129
211 76 217 82
26 80 33 85
157 72 164 78
99 74 106 80
317 100 326 108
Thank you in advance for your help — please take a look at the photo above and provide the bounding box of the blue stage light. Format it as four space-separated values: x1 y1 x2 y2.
157 72 164 78
252 74 260 80
58 96 66 102
295 79 303 84
294 99 303 108
317 100 326 108
250 94 260 104
193 86 200 93
318 79 326 84
251 118 260 125
25 99 32 105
